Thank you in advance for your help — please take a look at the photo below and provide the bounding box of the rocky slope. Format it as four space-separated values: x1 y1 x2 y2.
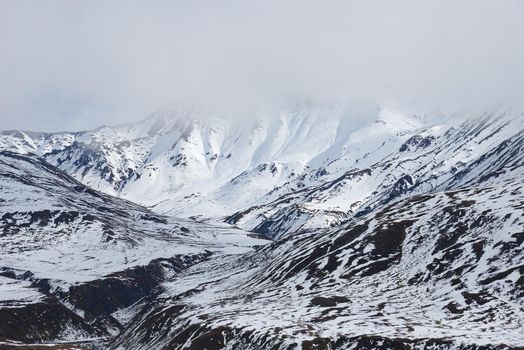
1 103 522 241
0 152 267 346
112 168 524 349
0 100 424 226
227 109 524 238
0 102 523 349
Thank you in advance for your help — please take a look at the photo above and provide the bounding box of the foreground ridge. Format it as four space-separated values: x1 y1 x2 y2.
113 178 524 349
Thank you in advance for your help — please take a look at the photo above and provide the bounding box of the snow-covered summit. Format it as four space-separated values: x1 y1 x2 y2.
3 101 522 238
1 102 523 349
0 100 423 221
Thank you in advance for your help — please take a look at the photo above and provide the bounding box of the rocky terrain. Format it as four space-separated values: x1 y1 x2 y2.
0 101 523 349
0 152 266 348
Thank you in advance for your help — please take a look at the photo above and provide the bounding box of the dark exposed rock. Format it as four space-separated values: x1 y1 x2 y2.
399 135 435 152
0 253 210 345
0 297 100 343
66 253 211 321
386 174 414 202
310 296 349 307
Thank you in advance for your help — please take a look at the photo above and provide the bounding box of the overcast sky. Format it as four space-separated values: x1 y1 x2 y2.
1 0 523 131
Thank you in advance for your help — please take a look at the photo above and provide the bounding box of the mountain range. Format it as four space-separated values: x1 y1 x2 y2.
0 100 523 349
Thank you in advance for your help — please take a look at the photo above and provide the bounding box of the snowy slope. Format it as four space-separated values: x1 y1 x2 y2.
2 102 522 240
1 102 523 349
0 151 267 343
228 109 524 237
0 100 424 224
112 169 524 349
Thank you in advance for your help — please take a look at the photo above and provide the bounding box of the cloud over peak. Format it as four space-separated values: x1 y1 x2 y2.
1 0 523 131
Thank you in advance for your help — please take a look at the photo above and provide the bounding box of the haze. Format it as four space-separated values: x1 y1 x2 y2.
1 0 523 131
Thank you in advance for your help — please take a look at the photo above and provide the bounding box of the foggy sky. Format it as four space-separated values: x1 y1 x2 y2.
1 0 523 131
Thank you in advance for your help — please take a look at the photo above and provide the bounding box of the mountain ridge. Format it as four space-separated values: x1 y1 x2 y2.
0 102 523 349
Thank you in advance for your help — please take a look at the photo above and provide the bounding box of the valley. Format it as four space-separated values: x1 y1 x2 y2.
0 102 523 349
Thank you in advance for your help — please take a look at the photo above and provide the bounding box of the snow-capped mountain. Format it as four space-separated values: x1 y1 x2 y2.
1 101 523 239
0 100 423 221
228 109 524 237
0 100 523 349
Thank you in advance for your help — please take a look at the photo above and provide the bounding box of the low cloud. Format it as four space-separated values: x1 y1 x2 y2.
1 0 523 131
